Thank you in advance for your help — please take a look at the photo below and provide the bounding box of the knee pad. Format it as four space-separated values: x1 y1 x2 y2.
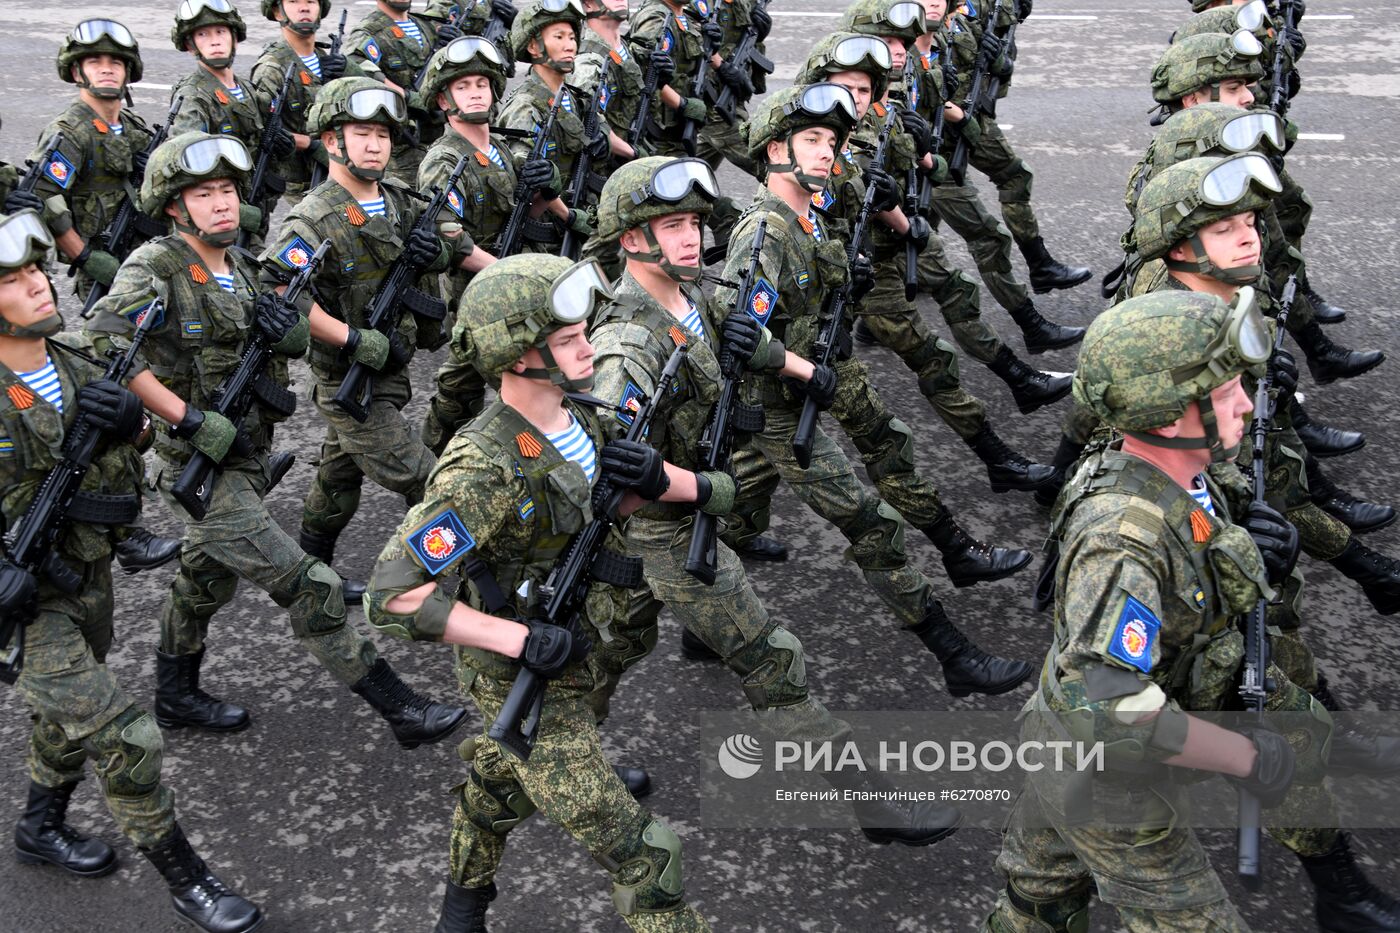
30 719 87 783
914 340 962 397
303 476 362 536
851 416 915 485
841 499 907 572
462 761 537 835
83 707 164 800
989 881 1090 933
597 818 686 917
277 557 347 638
724 499 772 546
991 161 1034 204
731 624 809 710
166 559 239 626
935 273 983 324
969 227 1015 274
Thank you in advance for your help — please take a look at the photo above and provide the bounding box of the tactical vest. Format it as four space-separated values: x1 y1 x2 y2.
171 70 265 151
576 34 645 141
349 10 434 90
251 42 323 186
629 0 704 135
848 102 918 263
424 131 517 260
500 75 588 196
38 102 154 241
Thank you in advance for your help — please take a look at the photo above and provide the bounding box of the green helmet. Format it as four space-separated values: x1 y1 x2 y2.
1176 0 1274 41
1151 30 1264 105
1188 0 1214 11
596 157 718 280
0 211 61 338
510 0 584 69
1129 153 1280 282
1147 103 1284 176
744 83 858 187
307 77 408 179
1073 287 1269 460
840 0 926 45
261 0 330 35
420 36 511 119
171 0 249 62
796 32 894 102
139 133 253 245
57 19 145 92
459 255 613 389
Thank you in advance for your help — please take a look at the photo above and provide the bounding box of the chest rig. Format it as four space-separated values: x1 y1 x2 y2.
53 103 155 239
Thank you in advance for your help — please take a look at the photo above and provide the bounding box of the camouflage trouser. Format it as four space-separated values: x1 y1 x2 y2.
696 110 758 179
617 514 853 746
969 115 1040 245
451 672 711 932
18 560 176 849
720 442 784 551
862 253 988 442
929 180 1031 315
423 343 491 458
1276 165 1314 248
302 370 437 541
914 226 1005 365
156 453 378 685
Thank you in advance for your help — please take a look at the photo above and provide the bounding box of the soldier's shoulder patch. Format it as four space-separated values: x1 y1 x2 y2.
44 150 77 190
515 431 543 458
7 384 35 410
1106 595 1159 674
691 0 710 16
123 297 164 329
617 381 645 426
661 27 675 52
363 37 382 62
747 276 777 325
347 202 368 226
810 188 835 212
0 436 13 455
598 83 612 113
277 235 316 270
182 321 204 336
403 505 476 576
793 269 810 289
446 188 464 218
517 496 535 523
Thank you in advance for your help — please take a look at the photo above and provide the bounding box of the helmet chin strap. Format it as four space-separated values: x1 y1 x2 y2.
330 127 387 181
172 195 240 247
74 64 128 100
621 224 702 283
1164 232 1262 286
445 89 493 124
767 138 830 193
1125 393 1239 464
519 342 595 392
0 311 63 339
196 45 237 70
385 0 413 11
281 16 321 36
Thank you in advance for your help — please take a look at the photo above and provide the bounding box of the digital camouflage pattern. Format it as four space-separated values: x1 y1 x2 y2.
626 0 705 143
1151 32 1264 105
593 156 713 243
1127 156 1277 266
573 31 646 145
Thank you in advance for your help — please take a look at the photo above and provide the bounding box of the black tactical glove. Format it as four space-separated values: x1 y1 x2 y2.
1268 347 1298 406
850 254 875 301
585 131 610 161
702 19 724 50
76 379 144 439
899 109 933 157
796 363 837 411
716 61 752 96
720 309 762 373
649 49 675 84
3 189 44 215
1242 499 1300 586
864 166 900 212
1016 0 1033 22
268 126 297 160
491 0 519 27
521 158 561 200
0 561 37 617
404 225 445 269
904 214 931 252
383 330 414 372
130 146 152 180
519 618 590 679
434 22 464 46
254 291 300 344
749 4 772 40
319 51 348 82
1227 725 1297 809
600 438 670 500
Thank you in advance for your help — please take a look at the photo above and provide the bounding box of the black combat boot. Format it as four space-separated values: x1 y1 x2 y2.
1299 834 1400 933
680 627 721 662
1305 286 1348 325
923 510 1032 587
1017 236 1093 295
910 598 1034 697
154 648 251 732
1307 456 1397 535
298 528 366 606
265 451 296 493
853 317 879 347
434 880 496 933
1292 401 1365 459
734 535 789 562
1007 299 1085 355
349 658 468 749
613 765 652 799
1034 435 1087 510
821 767 962 847
1329 538 1400 615
1312 676 1400 777
14 780 117 877
965 423 1057 493
1295 320 1386 385
115 527 184 575
987 346 1072 414
140 823 263 933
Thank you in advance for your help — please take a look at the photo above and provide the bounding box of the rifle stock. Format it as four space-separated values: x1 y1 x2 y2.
496 96 564 258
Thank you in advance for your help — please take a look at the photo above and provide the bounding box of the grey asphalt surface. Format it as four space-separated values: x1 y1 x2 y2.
2 1 1398 931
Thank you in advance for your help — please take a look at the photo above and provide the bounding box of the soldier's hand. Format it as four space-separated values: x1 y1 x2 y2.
518 618 588 679
404 225 445 269
1228 726 1296 809
850 254 875 301
649 49 675 84
720 309 763 372
76 246 120 286
695 469 738 516
172 407 238 463
130 146 152 180
1016 0 1033 22
346 327 390 370
384 330 414 372
238 203 264 233
1242 500 1300 586
717 61 752 96
254 291 300 344
565 207 595 236
3 189 44 215
585 131 610 161
600 439 670 500
269 126 297 160
319 51 348 82
490 0 519 27
702 19 724 49
521 158 561 200
1268 347 1298 403
680 96 708 123
77 379 144 439
0 561 37 617
864 166 900 212
904 214 931 252
798 363 838 411
900 109 934 157
434 22 465 47
750 4 772 40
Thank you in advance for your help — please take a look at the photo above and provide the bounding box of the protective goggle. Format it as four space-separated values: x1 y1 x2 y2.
880 1 925 30
629 158 719 206
1234 0 1272 34
441 36 505 66
178 136 253 175
0 211 54 268
71 19 137 48
538 0 587 16
1200 152 1281 206
830 35 893 72
549 260 614 324
176 0 236 22
344 87 409 123
1227 28 1264 57
1199 285 1271 378
1219 111 1284 153
784 83 858 124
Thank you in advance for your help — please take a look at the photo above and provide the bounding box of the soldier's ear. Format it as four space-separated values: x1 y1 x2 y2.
1167 241 1192 264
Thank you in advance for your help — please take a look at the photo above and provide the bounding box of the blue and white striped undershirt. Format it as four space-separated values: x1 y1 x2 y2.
678 297 705 340
1190 474 1216 516
16 358 63 413
227 83 247 102
358 197 387 217
299 53 322 79
807 208 824 242
483 143 507 170
110 123 124 136
544 414 598 484
212 271 236 293
395 18 425 46
558 88 575 113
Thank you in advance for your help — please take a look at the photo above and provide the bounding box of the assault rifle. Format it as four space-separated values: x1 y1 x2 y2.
489 343 688 759
948 0 1014 186
560 58 615 261
1237 276 1295 889
896 58 928 301
679 3 720 156
709 0 773 125
685 219 767 584
79 96 184 315
308 11 349 189
170 240 329 519
496 95 564 258
333 153 469 421
1270 0 1302 118
628 37 667 153
0 300 161 683
482 2 515 69
792 104 898 468
236 70 294 250
13 133 65 203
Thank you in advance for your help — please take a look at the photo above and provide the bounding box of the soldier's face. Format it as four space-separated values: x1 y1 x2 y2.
0 265 55 331
76 55 128 92
283 0 321 23
1170 212 1260 273
1206 376 1252 453
880 36 907 71
193 25 235 60
1185 79 1255 109
534 24 578 67
171 178 241 238
829 71 874 117
645 212 703 269
539 322 594 382
336 123 392 170
443 75 494 114
783 127 838 179
924 0 948 23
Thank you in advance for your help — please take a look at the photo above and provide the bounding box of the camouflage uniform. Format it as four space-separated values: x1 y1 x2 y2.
348 6 446 179
496 64 589 253
694 0 765 180
574 30 645 151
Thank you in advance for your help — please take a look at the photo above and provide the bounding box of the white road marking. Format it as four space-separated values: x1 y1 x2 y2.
769 11 842 16
1305 14 1355 20
131 82 174 90
1031 15 1098 20
1298 133 1346 141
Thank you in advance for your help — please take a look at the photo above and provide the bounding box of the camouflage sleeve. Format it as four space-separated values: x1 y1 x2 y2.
249 54 288 106
27 126 86 236
715 209 789 331
496 94 541 164
347 27 389 76
572 48 607 99
589 321 662 442
418 149 477 259
82 253 172 381
625 7 665 63
366 439 515 641
257 211 340 303
170 87 217 136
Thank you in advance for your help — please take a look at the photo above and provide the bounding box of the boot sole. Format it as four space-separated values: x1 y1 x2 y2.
861 815 963 847
946 551 1033 588
396 708 469 750
15 847 120 877
988 473 1059 494
1012 388 1073 415
174 907 265 933
946 662 1036 698
1030 271 1094 295
1023 336 1085 355
155 715 253 733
